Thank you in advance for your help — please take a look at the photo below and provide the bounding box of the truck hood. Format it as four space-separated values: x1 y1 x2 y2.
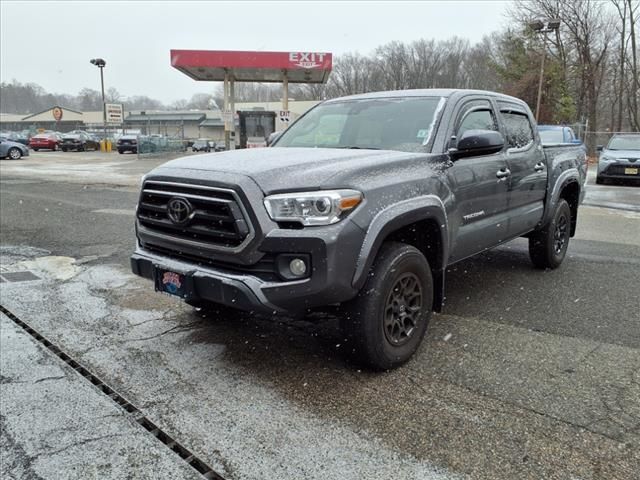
157 147 431 193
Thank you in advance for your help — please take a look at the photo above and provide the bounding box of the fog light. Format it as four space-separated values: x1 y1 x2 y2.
289 258 307 276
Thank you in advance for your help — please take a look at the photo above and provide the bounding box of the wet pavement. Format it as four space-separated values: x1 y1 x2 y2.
1 151 639 479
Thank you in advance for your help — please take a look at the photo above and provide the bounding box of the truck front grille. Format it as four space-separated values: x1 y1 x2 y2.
137 180 251 248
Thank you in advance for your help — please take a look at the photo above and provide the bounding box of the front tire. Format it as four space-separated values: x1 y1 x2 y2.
341 242 433 370
8 147 22 160
596 176 605 185
529 199 571 269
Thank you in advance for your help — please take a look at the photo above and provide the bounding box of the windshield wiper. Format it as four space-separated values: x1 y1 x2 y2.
335 145 381 150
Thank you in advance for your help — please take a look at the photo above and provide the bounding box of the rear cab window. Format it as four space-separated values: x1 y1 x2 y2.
498 102 534 150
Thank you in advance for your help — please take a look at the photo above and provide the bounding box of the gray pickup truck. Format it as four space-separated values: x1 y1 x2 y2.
131 89 587 370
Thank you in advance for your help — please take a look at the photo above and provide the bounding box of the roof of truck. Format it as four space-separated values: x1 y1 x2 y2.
327 89 526 104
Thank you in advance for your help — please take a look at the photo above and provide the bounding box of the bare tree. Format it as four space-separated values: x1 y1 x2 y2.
105 87 122 104
624 0 639 130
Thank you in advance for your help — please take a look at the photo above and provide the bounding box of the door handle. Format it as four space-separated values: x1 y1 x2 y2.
496 168 511 179
534 162 545 172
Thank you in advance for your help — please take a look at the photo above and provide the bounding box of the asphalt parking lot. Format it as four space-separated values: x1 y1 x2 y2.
1 151 639 480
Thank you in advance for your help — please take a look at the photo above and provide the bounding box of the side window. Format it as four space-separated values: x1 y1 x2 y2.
455 100 498 139
501 111 534 149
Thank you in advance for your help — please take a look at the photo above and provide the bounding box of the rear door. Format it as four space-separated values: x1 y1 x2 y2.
447 98 510 263
497 102 547 237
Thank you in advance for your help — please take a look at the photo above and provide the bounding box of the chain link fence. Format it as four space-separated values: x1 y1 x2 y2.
134 134 188 158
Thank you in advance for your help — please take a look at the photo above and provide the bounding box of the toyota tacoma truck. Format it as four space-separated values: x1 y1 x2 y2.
131 89 587 370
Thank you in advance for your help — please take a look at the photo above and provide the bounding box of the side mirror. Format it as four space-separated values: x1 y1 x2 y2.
450 130 504 159
596 145 603 152
267 131 282 147
570 139 583 145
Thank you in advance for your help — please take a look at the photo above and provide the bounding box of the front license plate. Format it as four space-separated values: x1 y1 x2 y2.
624 168 638 175
156 269 186 297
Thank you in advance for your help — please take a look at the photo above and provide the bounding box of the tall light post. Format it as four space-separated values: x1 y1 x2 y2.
529 19 560 122
90 58 107 141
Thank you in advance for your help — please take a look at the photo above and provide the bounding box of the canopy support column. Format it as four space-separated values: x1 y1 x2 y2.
282 70 289 113
223 71 230 150
229 76 235 150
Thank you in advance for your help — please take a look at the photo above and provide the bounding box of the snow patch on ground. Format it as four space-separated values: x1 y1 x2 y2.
14 256 80 281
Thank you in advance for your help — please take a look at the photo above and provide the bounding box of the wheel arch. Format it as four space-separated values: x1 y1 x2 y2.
541 168 581 237
352 196 448 312
558 180 580 237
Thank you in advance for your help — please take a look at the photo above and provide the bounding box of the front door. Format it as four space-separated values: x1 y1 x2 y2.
447 99 510 263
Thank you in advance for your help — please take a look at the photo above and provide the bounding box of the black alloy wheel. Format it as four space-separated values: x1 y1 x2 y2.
553 213 568 255
529 198 571 269
383 272 423 346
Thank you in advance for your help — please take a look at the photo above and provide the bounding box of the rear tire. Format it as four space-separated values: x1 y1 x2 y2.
341 242 433 370
596 176 605 185
529 199 571 269
33 148 39 152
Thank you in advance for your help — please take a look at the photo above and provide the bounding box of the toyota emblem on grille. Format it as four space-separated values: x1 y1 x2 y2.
167 197 193 225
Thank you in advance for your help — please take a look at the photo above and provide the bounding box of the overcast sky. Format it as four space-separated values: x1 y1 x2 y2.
1 1 510 103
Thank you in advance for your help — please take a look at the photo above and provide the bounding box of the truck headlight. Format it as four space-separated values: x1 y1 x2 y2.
264 189 363 226
600 156 614 162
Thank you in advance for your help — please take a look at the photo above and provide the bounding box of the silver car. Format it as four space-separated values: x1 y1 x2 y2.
0 137 30 160
596 134 640 184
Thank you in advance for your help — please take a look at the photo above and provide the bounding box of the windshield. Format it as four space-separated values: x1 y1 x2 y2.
607 135 640 150
538 129 565 144
274 97 444 152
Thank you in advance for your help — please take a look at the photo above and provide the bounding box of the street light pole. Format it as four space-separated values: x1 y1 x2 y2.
90 58 107 142
528 20 560 123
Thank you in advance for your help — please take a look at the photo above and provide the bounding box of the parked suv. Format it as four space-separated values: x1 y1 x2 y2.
596 134 640 184
131 89 587 370
117 135 139 154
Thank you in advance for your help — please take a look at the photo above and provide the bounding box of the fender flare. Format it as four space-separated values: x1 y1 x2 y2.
540 168 580 227
351 195 449 292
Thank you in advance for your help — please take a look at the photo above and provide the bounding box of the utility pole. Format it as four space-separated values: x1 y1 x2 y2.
528 20 560 122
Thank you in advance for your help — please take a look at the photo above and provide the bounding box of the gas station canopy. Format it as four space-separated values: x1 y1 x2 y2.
170 50 333 83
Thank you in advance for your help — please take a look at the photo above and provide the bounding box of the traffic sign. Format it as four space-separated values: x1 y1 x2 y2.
105 103 124 124
279 110 291 123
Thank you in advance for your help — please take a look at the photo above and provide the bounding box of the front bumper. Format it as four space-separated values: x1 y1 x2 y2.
597 161 640 180
131 216 364 314
131 249 282 314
